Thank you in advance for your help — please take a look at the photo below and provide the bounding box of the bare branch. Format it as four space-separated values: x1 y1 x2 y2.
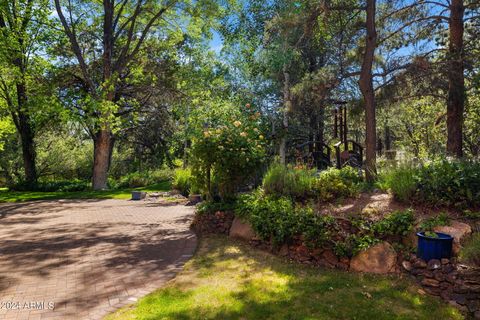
54 0 97 96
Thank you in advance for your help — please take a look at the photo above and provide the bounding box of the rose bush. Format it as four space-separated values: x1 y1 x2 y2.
191 103 266 199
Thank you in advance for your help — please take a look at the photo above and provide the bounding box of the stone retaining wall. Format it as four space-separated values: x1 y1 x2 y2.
192 210 479 318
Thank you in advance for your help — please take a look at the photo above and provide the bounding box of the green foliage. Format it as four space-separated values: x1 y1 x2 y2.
237 188 416 256
236 191 298 246
236 190 336 247
415 160 480 207
382 160 480 207
11 180 90 192
172 168 199 196
191 103 266 199
262 164 316 200
373 209 415 237
315 167 361 202
334 234 380 257
334 209 415 257
380 166 418 203
463 210 480 220
424 231 439 239
114 169 173 189
419 212 450 231
196 200 238 215
262 165 361 202
459 233 480 266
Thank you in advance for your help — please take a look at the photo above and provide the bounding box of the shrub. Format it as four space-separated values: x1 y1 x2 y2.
384 160 480 207
415 160 480 207
236 191 297 245
459 233 480 266
419 212 450 231
373 209 415 237
463 210 480 220
236 190 336 247
115 169 173 189
196 199 237 215
191 103 266 200
381 166 418 203
262 164 316 200
235 191 418 257
315 167 361 202
11 180 90 192
172 168 199 196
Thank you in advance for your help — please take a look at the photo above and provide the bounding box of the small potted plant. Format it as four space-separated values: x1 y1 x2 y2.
417 231 454 261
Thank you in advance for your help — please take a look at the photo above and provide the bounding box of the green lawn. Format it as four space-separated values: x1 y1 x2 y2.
106 236 463 320
0 181 171 203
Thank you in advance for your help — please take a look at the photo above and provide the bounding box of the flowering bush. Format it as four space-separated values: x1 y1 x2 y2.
191 103 266 199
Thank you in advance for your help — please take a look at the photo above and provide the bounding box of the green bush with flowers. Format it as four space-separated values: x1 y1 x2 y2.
191 103 266 200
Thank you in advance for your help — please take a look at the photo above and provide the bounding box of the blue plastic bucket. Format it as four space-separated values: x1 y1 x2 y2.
417 232 453 261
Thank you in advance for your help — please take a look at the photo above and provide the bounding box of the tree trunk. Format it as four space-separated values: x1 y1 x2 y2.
309 113 316 153
279 66 291 165
16 81 37 185
91 0 115 191
359 0 377 182
92 129 112 190
317 107 325 144
446 0 465 158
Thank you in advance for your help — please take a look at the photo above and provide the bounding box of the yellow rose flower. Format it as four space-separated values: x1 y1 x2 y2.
259 135 264 140
240 132 248 137
233 121 242 127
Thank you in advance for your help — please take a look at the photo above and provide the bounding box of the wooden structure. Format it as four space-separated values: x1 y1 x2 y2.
295 141 332 170
333 106 364 169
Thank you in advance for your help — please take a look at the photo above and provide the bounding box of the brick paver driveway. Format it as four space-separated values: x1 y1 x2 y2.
0 199 197 320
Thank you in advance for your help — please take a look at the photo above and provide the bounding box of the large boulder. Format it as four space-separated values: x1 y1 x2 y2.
350 242 397 274
434 220 472 254
229 217 256 241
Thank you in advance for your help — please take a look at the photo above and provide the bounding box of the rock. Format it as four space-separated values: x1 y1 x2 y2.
335 257 350 271
449 300 469 313
296 245 310 258
421 278 440 287
434 271 446 282
170 189 181 195
322 250 339 266
402 232 418 248
229 217 256 241
446 274 457 284
441 258 450 265
350 242 397 274
467 300 480 313
425 287 441 296
402 260 413 272
187 194 202 205
279 244 289 257
434 220 472 254
442 264 455 273
440 282 450 290
440 290 452 300
413 259 427 269
428 259 442 270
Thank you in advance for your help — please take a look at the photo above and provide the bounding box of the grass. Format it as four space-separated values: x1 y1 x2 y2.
0 181 171 203
106 236 463 320
459 233 480 266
